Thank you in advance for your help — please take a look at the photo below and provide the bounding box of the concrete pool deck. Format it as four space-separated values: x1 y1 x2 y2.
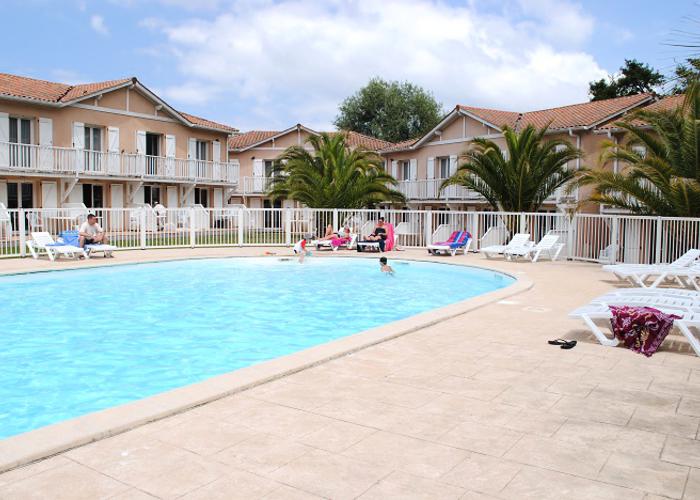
0 248 699 499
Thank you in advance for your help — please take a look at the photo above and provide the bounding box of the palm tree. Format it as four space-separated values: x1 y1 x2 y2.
267 132 405 208
575 88 700 217
440 124 582 212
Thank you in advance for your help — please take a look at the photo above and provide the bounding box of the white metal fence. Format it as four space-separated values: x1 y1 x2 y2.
1 206 699 265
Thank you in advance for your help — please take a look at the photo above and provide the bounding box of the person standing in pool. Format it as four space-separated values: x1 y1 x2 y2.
379 256 394 274
293 235 311 263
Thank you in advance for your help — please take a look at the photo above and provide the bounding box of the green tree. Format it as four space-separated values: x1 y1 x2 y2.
670 58 700 94
334 78 443 143
589 59 664 101
440 125 582 212
575 86 700 217
267 132 405 208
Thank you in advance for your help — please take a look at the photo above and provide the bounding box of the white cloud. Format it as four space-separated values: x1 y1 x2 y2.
143 0 608 129
90 14 109 36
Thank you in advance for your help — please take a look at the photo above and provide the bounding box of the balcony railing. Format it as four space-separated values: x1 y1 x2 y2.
0 142 240 184
238 176 274 195
396 179 482 201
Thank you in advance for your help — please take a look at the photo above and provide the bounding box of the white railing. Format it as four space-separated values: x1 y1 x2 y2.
396 178 481 201
239 176 274 195
0 142 240 184
1 206 699 265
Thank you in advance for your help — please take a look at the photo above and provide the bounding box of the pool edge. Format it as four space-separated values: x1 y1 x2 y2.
0 258 531 474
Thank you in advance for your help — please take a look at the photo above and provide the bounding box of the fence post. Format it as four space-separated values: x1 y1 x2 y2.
333 208 339 231
189 207 196 248
655 216 663 264
567 214 575 261
611 216 619 264
424 209 432 247
139 208 147 249
237 208 244 246
285 207 292 246
18 209 26 257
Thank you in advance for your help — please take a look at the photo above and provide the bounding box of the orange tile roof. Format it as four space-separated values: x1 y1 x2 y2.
337 130 393 150
0 73 237 133
457 105 521 129
379 137 420 153
179 111 238 133
596 94 685 131
228 127 392 152
228 130 280 150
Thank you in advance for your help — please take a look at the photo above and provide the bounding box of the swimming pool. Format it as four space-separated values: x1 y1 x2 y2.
0 257 513 439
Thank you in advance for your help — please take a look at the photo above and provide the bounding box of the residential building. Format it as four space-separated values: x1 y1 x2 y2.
228 123 392 208
379 93 658 213
0 73 239 216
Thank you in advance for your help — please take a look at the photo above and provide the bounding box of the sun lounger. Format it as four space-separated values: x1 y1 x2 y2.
427 231 472 256
570 294 700 355
505 234 564 262
602 249 700 288
58 230 117 258
26 232 87 261
480 233 531 259
315 233 358 251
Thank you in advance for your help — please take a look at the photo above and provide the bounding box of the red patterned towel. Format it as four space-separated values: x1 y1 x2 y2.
609 305 682 357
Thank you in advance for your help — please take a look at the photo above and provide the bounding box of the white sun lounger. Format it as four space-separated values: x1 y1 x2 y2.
602 249 700 288
504 234 564 262
26 232 87 261
480 233 531 259
84 243 118 258
313 234 357 251
570 295 700 355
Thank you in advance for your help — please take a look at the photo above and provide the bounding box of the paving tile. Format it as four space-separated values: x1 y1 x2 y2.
270 449 391 500
650 381 700 400
152 416 255 455
500 466 645 500
554 419 666 458
628 408 700 439
224 401 335 438
679 398 700 418
358 470 465 499
684 467 700 499
180 468 281 499
0 456 72 487
244 379 337 410
108 489 159 499
297 419 377 453
342 431 468 479
438 420 523 457
263 485 325 499
440 452 522 495
419 393 521 426
460 492 502 500
213 433 312 475
504 434 610 479
590 387 681 414
494 386 562 410
598 452 688 499
501 408 567 437
431 376 510 401
0 461 130 500
551 395 636 425
662 436 700 468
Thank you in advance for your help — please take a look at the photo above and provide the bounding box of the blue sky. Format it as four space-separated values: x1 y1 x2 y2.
1 0 697 131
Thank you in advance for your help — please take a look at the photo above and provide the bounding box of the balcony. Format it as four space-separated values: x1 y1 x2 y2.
0 142 240 185
396 179 482 202
238 176 275 195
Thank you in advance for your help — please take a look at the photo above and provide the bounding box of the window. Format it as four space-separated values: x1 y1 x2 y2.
145 133 160 157
84 126 102 152
401 161 411 180
632 145 647 159
263 199 282 228
6 182 33 230
9 117 31 167
264 160 275 178
195 140 208 160
82 183 103 208
194 187 208 207
144 185 161 206
438 157 450 179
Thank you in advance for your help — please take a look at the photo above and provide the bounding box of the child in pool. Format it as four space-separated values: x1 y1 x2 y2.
293 236 312 263
379 256 394 274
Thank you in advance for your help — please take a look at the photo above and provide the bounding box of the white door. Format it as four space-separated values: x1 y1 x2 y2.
166 185 178 208
41 182 57 211
0 182 6 206
253 158 264 192
110 184 124 231
213 188 223 208
165 134 176 177
107 127 120 174
39 118 53 171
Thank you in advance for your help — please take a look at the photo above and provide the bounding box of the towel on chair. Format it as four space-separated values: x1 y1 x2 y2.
609 305 682 357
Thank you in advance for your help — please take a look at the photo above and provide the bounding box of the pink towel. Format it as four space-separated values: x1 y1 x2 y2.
384 223 395 251
609 305 681 357
331 236 350 248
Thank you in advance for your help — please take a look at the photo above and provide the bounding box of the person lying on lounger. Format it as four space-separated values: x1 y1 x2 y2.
319 224 337 240
358 217 387 252
79 214 109 247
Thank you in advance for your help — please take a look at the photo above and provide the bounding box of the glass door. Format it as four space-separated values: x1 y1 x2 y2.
9 118 31 168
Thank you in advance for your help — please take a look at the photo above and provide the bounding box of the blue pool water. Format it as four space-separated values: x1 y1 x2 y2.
0 257 512 438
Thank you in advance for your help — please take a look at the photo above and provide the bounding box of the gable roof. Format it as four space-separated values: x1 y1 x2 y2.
0 73 237 133
595 93 686 132
228 124 392 152
457 105 521 130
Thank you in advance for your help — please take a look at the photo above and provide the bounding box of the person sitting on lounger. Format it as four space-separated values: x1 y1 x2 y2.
79 214 109 248
319 224 336 240
358 217 387 252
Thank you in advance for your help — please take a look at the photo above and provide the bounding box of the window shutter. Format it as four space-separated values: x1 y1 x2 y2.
188 137 197 178
107 126 120 174
165 134 176 177
212 140 221 180
449 155 458 175
253 158 264 191
136 130 146 175
427 157 435 180
409 158 417 180
391 160 398 179
0 112 8 167
38 118 53 170
73 122 85 172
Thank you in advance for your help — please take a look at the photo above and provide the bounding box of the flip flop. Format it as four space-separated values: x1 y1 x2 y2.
560 340 577 350
548 339 569 346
